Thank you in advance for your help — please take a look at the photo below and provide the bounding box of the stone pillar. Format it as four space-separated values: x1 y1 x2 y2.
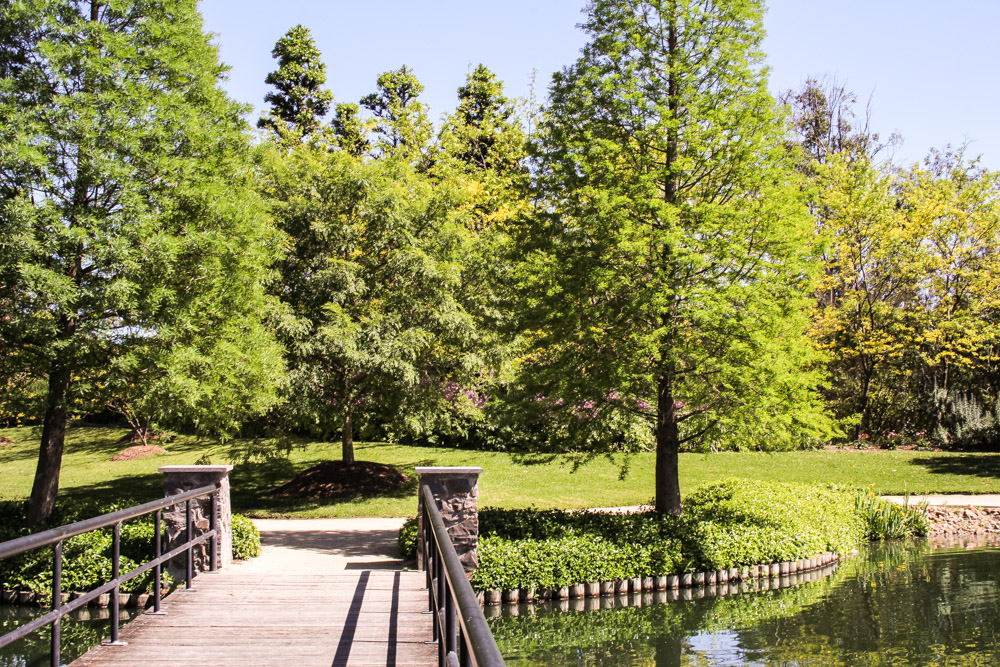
416 467 482 577
158 465 234 578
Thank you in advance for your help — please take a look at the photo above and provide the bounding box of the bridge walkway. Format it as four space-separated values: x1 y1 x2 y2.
72 517 436 666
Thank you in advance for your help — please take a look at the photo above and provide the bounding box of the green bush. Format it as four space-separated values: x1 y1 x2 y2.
679 479 866 569
232 513 261 560
398 516 418 559
468 479 923 591
0 500 258 598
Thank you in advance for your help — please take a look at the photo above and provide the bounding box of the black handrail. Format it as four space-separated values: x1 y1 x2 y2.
421 484 505 667
0 483 221 666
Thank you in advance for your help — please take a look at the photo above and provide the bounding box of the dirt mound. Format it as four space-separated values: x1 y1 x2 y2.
271 461 410 499
0 437 13 447
111 445 168 461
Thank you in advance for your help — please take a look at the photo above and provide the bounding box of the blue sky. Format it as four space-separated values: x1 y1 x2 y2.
199 0 999 170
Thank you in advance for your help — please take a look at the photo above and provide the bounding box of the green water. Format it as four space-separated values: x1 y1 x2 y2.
0 604 138 667
488 540 1000 666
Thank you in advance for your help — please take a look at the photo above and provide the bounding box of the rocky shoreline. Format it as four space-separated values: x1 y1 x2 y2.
922 505 1000 537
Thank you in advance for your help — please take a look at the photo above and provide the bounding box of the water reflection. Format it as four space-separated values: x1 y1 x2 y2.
0 604 138 667
489 539 1000 666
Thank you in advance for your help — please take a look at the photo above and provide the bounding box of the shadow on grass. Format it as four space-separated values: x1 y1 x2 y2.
910 453 1000 480
229 457 435 517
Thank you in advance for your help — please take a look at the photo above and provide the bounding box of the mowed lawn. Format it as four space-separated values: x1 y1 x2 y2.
2 426 1000 518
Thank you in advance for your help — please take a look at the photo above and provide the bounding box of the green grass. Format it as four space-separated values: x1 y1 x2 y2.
2 425 1000 518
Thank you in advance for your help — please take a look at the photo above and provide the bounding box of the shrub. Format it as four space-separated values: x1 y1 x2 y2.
398 516 418 560
0 501 259 599
854 488 929 539
232 513 261 560
679 479 866 569
467 480 921 591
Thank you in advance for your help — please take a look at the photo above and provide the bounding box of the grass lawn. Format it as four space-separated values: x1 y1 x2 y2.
2 425 1000 519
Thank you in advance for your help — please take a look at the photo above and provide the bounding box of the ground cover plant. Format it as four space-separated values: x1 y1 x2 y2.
0 498 261 600
465 480 927 592
2 426 999 520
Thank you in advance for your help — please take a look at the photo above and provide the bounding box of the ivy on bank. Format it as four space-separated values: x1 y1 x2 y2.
399 480 928 592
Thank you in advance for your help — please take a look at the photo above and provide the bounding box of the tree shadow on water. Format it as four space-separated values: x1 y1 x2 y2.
910 453 1000 480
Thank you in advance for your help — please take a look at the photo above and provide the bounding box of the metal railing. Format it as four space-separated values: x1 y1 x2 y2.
0 484 220 666
421 484 505 667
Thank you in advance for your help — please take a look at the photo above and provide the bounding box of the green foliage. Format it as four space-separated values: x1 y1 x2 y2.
260 128 497 457
520 0 834 511
680 480 864 569
0 500 172 599
0 0 286 521
360 65 432 160
468 480 922 591
853 489 929 539
231 513 261 560
397 516 418 559
258 24 334 138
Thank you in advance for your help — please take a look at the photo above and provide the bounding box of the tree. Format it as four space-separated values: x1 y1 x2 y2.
360 65 432 160
261 137 488 462
521 0 832 513
813 148 1000 447
258 24 334 139
331 102 369 157
0 0 285 524
809 155 922 439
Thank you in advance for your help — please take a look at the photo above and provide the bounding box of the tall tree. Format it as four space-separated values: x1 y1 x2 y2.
360 65 432 160
0 0 285 523
522 0 832 513
331 102 369 157
261 138 488 463
258 24 334 139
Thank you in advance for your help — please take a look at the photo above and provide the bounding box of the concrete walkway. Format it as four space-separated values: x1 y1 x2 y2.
232 517 410 574
883 494 1000 508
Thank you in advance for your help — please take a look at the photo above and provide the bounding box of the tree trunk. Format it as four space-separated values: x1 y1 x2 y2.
26 363 72 525
654 6 682 517
342 409 355 464
654 636 682 667
655 373 682 514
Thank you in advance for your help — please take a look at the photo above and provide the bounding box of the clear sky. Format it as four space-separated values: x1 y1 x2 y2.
199 0 999 170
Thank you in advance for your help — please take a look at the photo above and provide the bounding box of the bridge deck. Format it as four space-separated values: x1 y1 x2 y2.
72 570 436 666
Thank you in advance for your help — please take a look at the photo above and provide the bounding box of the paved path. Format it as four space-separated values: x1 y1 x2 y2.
72 518 434 667
234 517 410 573
883 494 1000 508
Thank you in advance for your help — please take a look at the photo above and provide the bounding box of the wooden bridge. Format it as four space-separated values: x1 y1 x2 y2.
2 467 500 667
72 568 436 666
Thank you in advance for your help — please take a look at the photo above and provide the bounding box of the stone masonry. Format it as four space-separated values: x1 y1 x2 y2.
158 465 233 579
416 467 482 577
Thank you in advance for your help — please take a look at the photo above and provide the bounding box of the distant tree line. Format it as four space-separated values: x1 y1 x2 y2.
2 0 997 521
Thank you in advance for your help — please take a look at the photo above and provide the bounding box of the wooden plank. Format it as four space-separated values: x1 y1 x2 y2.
71 569 437 666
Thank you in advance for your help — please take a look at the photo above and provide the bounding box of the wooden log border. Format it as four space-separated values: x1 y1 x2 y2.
479 551 844 605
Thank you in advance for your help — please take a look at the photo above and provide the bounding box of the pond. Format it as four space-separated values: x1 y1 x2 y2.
487 539 1000 666
0 604 138 667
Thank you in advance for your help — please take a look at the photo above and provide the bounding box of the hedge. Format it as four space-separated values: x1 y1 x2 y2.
399 479 928 592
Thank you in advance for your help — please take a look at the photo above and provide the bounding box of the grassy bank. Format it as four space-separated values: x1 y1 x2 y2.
2 426 999 518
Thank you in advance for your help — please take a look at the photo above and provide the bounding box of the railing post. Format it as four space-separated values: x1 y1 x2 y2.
415 467 483 577
51 540 61 667
151 509 164 614
159 465 233 578
101 522 127 646
185 499 194 589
